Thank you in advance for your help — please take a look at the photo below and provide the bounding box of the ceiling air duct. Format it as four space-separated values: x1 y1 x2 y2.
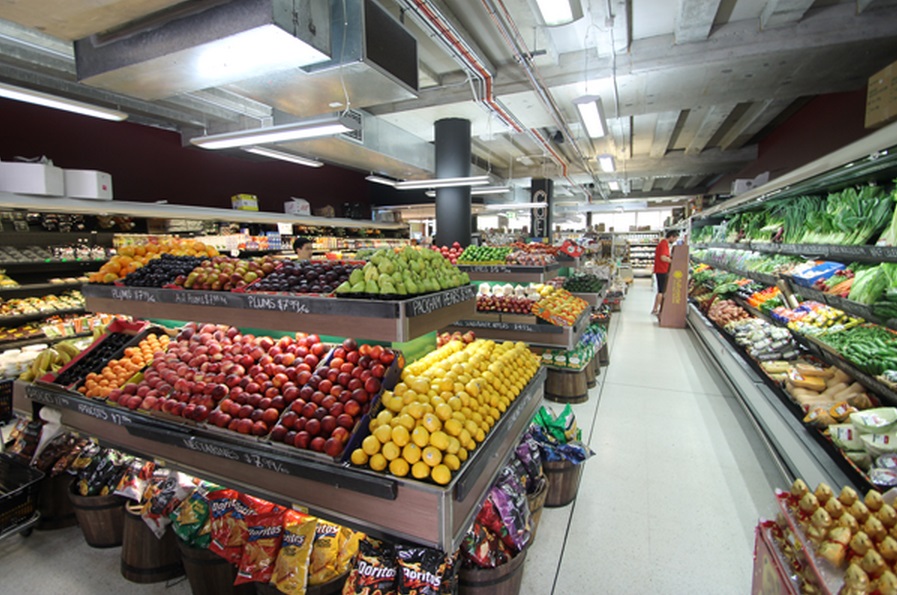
73 0 331 101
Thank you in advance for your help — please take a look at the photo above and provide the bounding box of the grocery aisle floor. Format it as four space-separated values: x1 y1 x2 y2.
0 279 785 595
520 278 785 595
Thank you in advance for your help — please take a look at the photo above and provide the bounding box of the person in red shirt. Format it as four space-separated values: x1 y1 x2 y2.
652 230 680 315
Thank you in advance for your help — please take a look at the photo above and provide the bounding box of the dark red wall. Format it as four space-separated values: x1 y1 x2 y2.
0 98 370 215
709 88 872 194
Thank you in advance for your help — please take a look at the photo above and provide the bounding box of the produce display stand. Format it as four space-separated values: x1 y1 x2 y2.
14 367 546 552
442 308 591 350
570 287 608 307
694 242 897 265
83 284 477 343
456 263 561 283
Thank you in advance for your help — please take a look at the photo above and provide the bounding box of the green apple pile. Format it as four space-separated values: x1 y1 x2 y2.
458 245 512 265
335 247 470 297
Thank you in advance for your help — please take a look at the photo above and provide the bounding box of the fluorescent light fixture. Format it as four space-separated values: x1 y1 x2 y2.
365 175 399 187
191 113 359 150
608 181 621 191
394 175 491 190
574 95 607 139
484 202 548 210
598 155 615 173
534 0 583 26
243 146 323 168
0 82 128 121
425 186 510 197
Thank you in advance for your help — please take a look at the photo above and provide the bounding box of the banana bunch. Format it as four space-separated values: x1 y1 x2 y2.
19 340 82 382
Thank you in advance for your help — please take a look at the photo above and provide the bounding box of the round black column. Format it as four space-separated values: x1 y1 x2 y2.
434 118 472 247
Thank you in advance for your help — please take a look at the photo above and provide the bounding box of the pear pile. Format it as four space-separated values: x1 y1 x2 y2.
335 247 470 297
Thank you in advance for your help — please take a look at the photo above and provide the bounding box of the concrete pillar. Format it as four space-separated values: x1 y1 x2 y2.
434 118 472 247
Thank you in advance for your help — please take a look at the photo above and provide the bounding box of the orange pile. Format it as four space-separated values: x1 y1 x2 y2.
80 333 170 398
88 239 219 283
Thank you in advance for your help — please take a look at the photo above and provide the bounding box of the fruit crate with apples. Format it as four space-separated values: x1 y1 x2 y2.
39 318 152 391
261 340 403 462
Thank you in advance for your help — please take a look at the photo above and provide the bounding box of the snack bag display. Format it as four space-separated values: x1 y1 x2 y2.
460 522 509 569
270 510 317 595
395 545 446 595
533 404 579 443
208 489 238 560
51 437 90 477
141 471 194 538
114 458 156 501
342 537 398 595
31 432 76 473
80 449 128 496
235 506 286 585
6 419 42 463
514 433 543 493
475 466 531 554
171 486 213 548
337 527 363 575
309 521 342 585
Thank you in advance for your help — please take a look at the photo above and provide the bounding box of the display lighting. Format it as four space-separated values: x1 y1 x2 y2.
365 175 399 187
424 186 510 197
608 181 621 191
534 0 583 26
574 95 608 139
0 82 128 121
365 175 492 190
191 113 359 150
484 202 548 210
598 154 615 173
243 146 323 168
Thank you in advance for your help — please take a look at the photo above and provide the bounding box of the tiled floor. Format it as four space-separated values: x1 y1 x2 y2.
0 279 786 594
519 279 786 595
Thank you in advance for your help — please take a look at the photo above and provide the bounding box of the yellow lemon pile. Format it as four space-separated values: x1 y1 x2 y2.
350 338 540 485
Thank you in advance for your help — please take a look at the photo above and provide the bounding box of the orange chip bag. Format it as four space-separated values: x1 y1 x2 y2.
270 510 318 595
308 520 342 585
235 507 286 585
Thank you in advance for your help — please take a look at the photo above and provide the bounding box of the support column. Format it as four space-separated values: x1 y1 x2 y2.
531 178 554 242
586 211 593 230
434 118 471 247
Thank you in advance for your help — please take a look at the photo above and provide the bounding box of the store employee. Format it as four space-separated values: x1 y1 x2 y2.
293 237 314 261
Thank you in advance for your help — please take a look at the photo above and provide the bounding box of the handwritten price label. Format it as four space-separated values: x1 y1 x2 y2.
110 287 158 302
26 385 72 408
245 294 311 314
407 286 476 317
171 291 234 307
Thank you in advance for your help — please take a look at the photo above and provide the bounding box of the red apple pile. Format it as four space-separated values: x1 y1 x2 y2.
430 242 463 265
269 339 399 457
436 330 476 348
174 255 280 291
476 294 535 314
109 323 330 440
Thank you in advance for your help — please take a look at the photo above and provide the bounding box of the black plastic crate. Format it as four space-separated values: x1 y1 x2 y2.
0 453 43 535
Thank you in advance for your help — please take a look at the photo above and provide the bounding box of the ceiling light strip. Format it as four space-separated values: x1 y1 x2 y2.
243 146 323 168
0 81 128 121
190 113 359 150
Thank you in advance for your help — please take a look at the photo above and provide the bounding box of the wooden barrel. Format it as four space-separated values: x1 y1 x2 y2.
38 475 78 530
543 460 585 508
545 368 588 404
120 504 184 583
526 476 549 542
459 546 528 595
177 539 255 595
598 343 610 366
68 482 126 548
584 358 596 388
256 572 348 595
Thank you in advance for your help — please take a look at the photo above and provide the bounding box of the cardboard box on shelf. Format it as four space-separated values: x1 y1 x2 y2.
64 169 113 199
313 205 335 218
866 59 897 129
0 160 65 196
231 193 258 211
284 198 311 215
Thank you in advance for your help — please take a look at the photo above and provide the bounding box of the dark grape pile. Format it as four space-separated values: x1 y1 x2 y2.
121 254 205 287
250 261 361 294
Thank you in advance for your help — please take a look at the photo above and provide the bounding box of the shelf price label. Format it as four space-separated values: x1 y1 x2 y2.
171 291 235 307
244 294 311 314
180 436 291 475
75 402 132 426
407 285 476 317
26 384 72 408
110 287 158 302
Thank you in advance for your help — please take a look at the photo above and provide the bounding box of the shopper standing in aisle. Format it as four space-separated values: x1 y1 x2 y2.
652 230 680 316
293 237 314 261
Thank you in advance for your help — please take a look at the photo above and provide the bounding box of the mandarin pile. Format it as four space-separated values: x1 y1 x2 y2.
80 333 170 398
349 338 540 485
89 239 219 284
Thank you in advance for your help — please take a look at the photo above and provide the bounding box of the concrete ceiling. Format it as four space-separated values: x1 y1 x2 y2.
0 0 896 205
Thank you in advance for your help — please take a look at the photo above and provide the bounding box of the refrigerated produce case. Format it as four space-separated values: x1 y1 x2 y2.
688 120 897 493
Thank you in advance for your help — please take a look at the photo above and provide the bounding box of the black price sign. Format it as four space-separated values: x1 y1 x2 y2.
244 294 311 314
110 287 158 302
180 436 291 475
171 291 235 307
408 286 475 317
26 384 72 408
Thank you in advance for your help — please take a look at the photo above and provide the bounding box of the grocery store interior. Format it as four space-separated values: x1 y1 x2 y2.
0 0 896 594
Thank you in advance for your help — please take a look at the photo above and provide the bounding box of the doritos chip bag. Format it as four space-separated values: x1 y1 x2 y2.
235 507 286 585
342 537 398 595
395 545 445 595
270 510 317 595
208 489 238 560
309 520 342 585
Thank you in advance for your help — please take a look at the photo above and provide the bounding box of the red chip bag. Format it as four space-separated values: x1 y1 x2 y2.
208 489 238 561
216 493 276 565
235 506 286 585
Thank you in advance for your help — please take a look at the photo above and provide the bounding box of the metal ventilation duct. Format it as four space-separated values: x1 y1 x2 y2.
73 0 331 101
227 0 418 117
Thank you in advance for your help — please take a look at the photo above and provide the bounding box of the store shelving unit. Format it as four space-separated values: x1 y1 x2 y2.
443 308 591 350
456 263 562 283
688 120 897 491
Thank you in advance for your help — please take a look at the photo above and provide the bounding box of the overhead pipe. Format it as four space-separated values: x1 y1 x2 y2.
400 0 588 195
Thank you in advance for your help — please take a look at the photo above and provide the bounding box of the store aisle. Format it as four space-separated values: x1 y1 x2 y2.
520 279 784 595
